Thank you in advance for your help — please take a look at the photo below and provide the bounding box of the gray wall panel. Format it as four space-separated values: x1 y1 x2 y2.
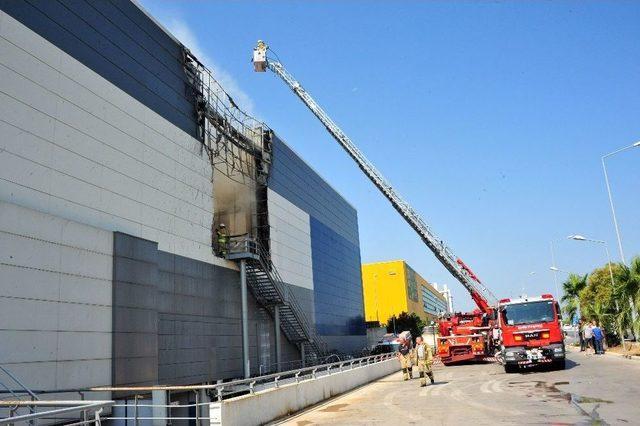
0 201 112 391
112 232 159 386
0 8 218 266
286 283 315 325
113 232 302 386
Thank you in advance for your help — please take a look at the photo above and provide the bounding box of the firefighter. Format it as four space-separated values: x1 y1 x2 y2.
215 223 229 257
413 336 434 387
397 338 413 381
408 345 416 379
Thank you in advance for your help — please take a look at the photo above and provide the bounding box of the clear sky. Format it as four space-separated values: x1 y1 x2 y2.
139 0 640 311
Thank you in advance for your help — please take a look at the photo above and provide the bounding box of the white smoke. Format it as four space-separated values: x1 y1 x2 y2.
167 19 256 116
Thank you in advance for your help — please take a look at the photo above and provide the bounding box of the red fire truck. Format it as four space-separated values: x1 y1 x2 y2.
253 44 564 373
436 260 498 365
497 294 565 373
437 310 493 365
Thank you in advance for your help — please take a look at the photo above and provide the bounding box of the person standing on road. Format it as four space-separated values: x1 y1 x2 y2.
592 321 605 355
413 336 434 387
578 320 586 352
583 321 593 354
397 338 413 381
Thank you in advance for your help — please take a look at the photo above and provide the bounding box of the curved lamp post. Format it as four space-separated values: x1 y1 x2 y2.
601 141 640 265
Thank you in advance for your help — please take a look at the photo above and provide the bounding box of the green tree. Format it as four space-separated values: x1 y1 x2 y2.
580 263 625 345
386 312 425 341
564 254 640 348
618 255 640 339
561 273 587 322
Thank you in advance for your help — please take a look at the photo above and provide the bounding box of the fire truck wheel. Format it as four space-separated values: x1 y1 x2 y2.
504 364 518 374
553 359 566 370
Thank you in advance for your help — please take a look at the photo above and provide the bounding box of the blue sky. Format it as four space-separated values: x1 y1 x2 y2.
140 1 640 311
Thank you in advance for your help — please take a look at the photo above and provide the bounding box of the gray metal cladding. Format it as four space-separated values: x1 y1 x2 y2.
113 232 299 385
0 201 113 391
0 0 198 137
286 283 315 325
112 232 160 386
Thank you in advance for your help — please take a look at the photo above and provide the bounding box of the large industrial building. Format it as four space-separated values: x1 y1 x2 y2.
361 260 450 326
0 0 366 392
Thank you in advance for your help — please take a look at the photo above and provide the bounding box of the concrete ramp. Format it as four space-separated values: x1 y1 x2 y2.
209 358 397 425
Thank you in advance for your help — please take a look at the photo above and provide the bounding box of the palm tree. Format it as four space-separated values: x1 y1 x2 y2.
618 256 640 340
590 299 612 328
561 273 588 322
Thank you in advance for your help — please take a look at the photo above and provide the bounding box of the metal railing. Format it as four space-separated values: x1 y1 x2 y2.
0 367 39 403
0 354 395 425
258 353 356 376
0 401 113 426
0 366 40 425
92 352 395 400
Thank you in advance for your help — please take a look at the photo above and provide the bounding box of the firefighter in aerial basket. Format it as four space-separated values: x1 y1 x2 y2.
397 338 413 381
413 336 435 387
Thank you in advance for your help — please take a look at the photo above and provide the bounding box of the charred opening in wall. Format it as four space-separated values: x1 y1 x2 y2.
213 168 255 241
182 48 272 257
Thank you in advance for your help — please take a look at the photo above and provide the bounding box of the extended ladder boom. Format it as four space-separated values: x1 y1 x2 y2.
253 41 496 313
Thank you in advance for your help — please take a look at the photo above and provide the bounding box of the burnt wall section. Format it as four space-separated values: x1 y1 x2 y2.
0 0 198 137
112 232 299 386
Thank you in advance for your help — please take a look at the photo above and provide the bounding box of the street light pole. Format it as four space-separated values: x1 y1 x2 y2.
522 271 536 297
603 244 617 298
601 141 640 266
550 240 561 299
550 266 579 324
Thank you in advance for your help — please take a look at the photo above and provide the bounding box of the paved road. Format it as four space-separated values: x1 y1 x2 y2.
275 350 639 425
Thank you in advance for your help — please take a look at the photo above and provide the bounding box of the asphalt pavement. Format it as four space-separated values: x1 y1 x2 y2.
274 350 639 425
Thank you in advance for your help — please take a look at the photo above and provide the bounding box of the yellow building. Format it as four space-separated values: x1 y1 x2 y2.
362 260 448 326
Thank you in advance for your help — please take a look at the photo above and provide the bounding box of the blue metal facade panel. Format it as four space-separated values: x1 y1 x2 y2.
269 137 366 344
310 217 366 336
0 0 198 137
269 137 360 247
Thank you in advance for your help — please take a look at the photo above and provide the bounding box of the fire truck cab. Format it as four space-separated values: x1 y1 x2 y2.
498 294 565 373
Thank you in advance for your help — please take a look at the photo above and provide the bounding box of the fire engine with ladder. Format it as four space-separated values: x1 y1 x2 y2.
252 41 565 372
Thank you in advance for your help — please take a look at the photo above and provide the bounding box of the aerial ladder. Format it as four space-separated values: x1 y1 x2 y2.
252 41 497 318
